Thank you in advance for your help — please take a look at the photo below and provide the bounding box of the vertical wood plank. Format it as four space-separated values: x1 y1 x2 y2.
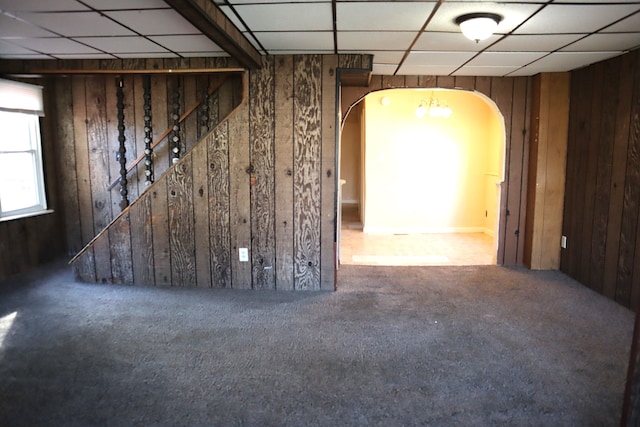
148 59 169 179
512 77 531 267
191 135 212 288
249 56 276 289
85 75 112 283
208 122 232 288
109 213 134 284
275 56 295 290
54 77 82 255
293 55 322 290
72 76 96 281
129 193 154 286
167 154 196 286
122 74 140 203
603 55 634 299
150 179 172 286
229 99 252 289
436 76 455 89
106 76 122 217
321 55 338 291
455 76 475 91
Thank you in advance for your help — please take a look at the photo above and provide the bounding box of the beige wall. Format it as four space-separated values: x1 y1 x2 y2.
340 102 362 205
360 88 503 235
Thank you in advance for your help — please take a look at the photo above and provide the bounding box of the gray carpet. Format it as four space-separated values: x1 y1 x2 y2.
0 260 633 426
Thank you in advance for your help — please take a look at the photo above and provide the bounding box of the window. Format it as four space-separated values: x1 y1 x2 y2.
0 79 48 220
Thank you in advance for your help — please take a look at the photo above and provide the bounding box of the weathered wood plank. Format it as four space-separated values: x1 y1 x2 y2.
109 213 134 284
274 55 295 290
321 55 338 291
129 192 154 286
512 77 531 267
106 76 123 217
229 100 252 289
122 74 140 203
71 76 96 281
208 122 232 288
293 55 322 290
85 75 113 283
54 77 82 255
418 75 437 88
148 59 169 179
191 135 211 288
150 178 172 286
168 154 196 286
250 56 276 289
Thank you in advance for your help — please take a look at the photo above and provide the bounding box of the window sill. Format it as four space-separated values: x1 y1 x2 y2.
0 209 55 223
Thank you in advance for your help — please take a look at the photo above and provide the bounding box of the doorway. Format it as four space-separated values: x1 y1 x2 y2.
339 88 505 267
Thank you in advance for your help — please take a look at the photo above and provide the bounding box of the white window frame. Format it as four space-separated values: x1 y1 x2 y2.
0 79 49 221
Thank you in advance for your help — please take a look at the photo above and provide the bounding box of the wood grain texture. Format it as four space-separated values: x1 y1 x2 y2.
168 154 196 286
109 213 134 284
54 77 82 255
190 135 211 288
249 56 276 289
71 76 96 281
321 55 338 291
208 122 232 288
293 55 322 290
274 56 295 290
229 101 252 289
129 192 154 286
150 179 172 286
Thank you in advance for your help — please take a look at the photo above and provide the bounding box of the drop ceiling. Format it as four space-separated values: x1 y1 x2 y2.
0 0 639 76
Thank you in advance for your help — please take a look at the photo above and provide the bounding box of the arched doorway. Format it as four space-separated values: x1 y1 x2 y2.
338 88 506 267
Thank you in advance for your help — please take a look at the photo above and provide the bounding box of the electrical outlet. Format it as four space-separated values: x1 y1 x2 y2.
239 248 249 262
561 236 567 249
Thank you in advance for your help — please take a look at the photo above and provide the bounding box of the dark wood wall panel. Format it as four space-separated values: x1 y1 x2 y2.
340 74 532 267
562 49 640 310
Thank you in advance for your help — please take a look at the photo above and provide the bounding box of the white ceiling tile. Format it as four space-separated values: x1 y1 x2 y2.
178 51 230 58
427 2 541 33
338 32 415 51
78 36 170 53
602 11 640 32
0 0 89 12
453 66 520 76
81 0 170 10
219 6 246 32
149 35 224 53
397 64 457 76
0 13 57 38
514 5 640 34
403 51 476 67
337 2 437 31
372 64 398 75
104 10 201 35
17 12 134 37
561 33 640 52
520 51 623 73
488 34 584 52
468 51 547 67
116 52 178 58
52 53 115 59
11 37 102 54
233 4 333 31
0 53 51 58
229 0 330 3
415 32 500 51
253 32 333 51
0 39 39 54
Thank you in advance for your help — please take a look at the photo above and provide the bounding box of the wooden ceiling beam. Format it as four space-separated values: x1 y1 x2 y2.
164 0 262 69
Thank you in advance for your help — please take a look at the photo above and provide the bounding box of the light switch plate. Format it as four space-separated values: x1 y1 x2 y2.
239 248 249 262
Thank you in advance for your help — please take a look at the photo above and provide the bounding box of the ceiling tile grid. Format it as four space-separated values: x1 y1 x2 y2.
0 0 639 76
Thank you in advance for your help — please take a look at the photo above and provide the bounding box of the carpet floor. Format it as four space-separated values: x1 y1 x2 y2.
0 260 634 426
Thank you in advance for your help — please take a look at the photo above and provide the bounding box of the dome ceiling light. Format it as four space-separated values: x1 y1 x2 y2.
455 13 502 43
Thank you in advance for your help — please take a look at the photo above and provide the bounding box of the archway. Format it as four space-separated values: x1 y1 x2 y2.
338 88 506 267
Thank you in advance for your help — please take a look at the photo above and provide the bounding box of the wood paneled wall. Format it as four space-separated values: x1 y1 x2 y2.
562 49 640 310
0 81 66 281
341 74 533 266
8 55 368 290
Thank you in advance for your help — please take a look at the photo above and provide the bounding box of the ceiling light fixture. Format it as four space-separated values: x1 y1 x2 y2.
416 95 452 119
455 13 502 43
